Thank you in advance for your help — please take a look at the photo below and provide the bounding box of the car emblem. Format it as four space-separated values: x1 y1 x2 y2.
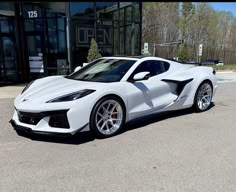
22 98 29 102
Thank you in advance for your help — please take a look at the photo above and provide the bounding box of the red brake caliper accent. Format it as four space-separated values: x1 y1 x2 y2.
111 114 116 123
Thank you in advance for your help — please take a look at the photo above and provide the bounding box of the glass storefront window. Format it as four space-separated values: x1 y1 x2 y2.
24 19 34 31
95 2 118 20
46 11 57 18
113 10 119 21
35 19 43 31
0 2 15 16
48 18 57 29
24 19 43 32
125 6 132 21
113 27 119 55
1 2 141 83
120 8 124 21
134 23 140 55
120 26 124 54
0 36 17 81
58 18 65 31
59 31 66 52
0 3 17 83
119 2 132 9
22 4 42 19
125 24 132 55
33 5 42 18
70 2 94 18
95 2 117 10
42 2 66 17
0 19 10 33
134 3 140 22
0 2 14 10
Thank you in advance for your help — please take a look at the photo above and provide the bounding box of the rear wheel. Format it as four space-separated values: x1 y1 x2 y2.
90 96 126 138
193 81 213 112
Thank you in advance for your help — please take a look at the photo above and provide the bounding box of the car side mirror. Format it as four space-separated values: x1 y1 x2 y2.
74 66 82 72
133 72 151 81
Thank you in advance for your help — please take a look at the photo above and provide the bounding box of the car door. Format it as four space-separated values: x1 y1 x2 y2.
126 60 178 120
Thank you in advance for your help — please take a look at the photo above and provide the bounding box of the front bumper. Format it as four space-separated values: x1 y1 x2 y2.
213 84 218 96
10 119 75 137
10 108 89 136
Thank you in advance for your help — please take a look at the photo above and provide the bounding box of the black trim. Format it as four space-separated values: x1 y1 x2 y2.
10 119 32 133
161 78 193 95
213 69 216 75
16 109 69 126
49 113 70 129
18 111 42 125
9 119 88 137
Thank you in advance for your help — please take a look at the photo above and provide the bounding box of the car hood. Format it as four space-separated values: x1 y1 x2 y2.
18 76 108 103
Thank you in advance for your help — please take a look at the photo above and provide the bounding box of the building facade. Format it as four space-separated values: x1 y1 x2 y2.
0 2 142 84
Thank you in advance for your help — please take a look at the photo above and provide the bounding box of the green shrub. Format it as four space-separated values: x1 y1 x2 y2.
213 64 236 71
87 38 102 63
177 43 190 62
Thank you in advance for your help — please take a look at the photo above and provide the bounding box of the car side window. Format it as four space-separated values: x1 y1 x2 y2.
128 60 166 80
160 61 170 71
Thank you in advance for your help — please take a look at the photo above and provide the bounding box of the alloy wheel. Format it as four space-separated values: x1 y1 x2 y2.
197 83 212 111
95 100 123 135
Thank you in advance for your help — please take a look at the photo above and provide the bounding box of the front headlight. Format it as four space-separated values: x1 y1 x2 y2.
46 89 95 103
21 80 35 94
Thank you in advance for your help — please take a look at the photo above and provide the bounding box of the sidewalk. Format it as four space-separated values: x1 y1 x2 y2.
0 85 24 99
216 71 236 83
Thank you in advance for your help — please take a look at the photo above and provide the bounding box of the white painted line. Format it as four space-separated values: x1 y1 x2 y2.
217 80 236 84
216 71 233 74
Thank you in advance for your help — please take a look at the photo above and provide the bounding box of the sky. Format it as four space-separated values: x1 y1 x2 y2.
209 2 236 16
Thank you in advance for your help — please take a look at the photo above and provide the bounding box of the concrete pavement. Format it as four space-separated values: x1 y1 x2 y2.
216 71 236 83
0 85 24 99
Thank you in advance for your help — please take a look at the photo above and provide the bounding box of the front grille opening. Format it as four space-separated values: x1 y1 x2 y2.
17 110 69 128
49 113 70 129
18 112 42 125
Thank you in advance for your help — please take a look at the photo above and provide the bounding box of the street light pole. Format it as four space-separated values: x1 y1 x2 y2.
153 43 155 56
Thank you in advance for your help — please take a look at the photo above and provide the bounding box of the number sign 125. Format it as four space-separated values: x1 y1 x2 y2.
28 11 38 18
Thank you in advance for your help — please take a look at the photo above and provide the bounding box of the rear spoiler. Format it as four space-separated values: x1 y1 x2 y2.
180 62 202 66
165 59 201 66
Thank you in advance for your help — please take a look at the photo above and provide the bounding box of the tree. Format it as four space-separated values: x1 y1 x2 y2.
177 43 190 62
142 2 236 64
87 38 102 63
142 2 180 58
177 2 194 62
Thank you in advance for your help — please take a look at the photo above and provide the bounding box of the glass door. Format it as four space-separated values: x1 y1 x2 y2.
0 35 17 83
26 33 45 80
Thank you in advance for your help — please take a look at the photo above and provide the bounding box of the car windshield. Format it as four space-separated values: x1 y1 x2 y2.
66 58 136 82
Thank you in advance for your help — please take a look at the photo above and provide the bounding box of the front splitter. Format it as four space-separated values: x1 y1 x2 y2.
9 119 87 137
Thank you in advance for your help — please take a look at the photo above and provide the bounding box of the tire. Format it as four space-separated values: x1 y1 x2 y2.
90 95 126 138
193 81 213 112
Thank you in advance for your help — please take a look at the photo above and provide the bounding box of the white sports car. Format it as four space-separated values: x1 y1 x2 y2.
10 56 217 138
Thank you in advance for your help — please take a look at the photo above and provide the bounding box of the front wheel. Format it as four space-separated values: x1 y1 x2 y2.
90 96 126 138
193 81 213 112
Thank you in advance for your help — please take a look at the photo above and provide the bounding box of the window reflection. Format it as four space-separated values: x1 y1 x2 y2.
70 2 94 18
0 19 10 33
70 2 141 67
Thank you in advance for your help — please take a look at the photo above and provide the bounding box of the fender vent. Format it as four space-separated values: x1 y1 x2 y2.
213 69 216 75
161 78 193 95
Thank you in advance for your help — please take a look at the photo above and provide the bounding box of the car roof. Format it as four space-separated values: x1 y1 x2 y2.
102 56 146 61
101 56 176 63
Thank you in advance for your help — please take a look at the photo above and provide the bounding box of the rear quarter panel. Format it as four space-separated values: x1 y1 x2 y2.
179 66 217 107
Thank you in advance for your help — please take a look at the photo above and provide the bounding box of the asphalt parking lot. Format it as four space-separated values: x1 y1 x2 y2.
0 74 235 192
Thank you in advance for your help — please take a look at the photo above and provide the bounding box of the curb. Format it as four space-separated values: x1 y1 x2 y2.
216 71 233 74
